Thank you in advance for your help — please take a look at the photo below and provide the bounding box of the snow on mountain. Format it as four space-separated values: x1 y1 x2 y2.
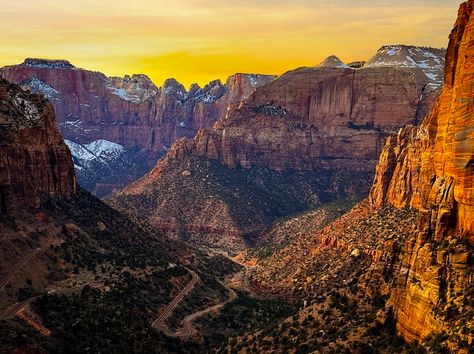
20 77 60 100
365 45 446 85
65 139 125 165
106 74 158 103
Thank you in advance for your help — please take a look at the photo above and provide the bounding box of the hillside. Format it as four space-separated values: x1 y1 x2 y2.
110 47 444 250
230 1 474 352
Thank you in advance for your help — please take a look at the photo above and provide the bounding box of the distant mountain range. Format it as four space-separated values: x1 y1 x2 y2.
0 45 445 196
0 61 274 195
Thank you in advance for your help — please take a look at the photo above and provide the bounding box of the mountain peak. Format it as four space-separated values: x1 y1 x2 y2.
21 58 75 69
365 45 446 83
316 55 350 69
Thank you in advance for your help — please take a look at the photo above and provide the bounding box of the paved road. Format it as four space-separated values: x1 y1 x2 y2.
151 269 199 330
170 282 237 338
0 248 42 289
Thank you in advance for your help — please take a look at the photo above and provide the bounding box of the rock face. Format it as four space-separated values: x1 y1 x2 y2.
0 61 274 195
166 62 437 174
368 0 474 343
0 79 76 213
365 45 446 85
0 61 275 151
225 3 472 351
111 48 445 248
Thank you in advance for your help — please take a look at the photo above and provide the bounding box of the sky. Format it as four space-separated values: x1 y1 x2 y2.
0 0 461 87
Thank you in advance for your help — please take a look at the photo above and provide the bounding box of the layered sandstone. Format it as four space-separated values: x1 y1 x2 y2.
0 62 274 194
0 61 275 151
111 51 444 247
0 79 76 213
367 0 474 343
167 63 437 174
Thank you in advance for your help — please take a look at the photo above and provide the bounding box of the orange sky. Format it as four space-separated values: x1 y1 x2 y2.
0 0 461 87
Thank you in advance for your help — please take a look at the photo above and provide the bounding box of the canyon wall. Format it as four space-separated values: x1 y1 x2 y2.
368 0 474 343
0 62 275 151
0 79 76 213
168 64 436 173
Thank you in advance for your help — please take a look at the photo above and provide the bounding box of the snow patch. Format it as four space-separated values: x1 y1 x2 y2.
106 86 144 102
12 95 39 122
21 78 59 100
65 139 125 164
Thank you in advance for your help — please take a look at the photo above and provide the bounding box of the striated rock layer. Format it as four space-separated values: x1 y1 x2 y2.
111 48 444 248
368 0 474 343
0 61 275 152
0 79 76 213
168 64 436 173
0 61 274 195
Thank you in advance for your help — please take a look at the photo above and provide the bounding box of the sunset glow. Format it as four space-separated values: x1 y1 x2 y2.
0 0 460 87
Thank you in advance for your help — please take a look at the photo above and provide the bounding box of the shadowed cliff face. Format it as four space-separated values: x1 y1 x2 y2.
0 79 76 213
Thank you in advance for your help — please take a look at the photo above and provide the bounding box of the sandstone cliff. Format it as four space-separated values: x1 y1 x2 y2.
0 79 76 213
368 0 474 344
0 61 275 151
168 64 435 173
0 62 274 195
111 51 443 247
240 2 473 350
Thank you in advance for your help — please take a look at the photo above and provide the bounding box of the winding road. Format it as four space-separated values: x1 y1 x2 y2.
151 269 200 330
171 284 237 338
152 267 237 338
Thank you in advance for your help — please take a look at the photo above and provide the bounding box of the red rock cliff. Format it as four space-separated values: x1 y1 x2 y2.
0 62 274 152
0 79 76 213
169 63 436 174
369 0 474 343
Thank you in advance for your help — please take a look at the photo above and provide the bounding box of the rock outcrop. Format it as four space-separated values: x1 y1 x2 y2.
111 47 445 248
0 79 76 213
0 61 275 195
368 0 474 343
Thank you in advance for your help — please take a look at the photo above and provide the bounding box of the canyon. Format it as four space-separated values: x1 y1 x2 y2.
110 46 445 250
0 62 274 195
234 1 473 351
0 1 472 352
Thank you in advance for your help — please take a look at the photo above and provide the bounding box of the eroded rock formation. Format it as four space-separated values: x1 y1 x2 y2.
110 47 446 248
368 0 474 343
0 79 76 213
0 61 275 151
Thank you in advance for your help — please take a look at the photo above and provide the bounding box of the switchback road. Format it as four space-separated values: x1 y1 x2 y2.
151 268 199 330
